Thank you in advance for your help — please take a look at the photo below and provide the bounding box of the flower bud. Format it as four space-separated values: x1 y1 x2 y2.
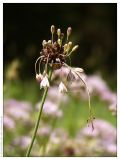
51 25 55 34
68 41 72 48
42 40 47 46
61 33 64 39
67 27 72 37
66 42 72 52
71 45 79 52
57 29 61 37
64 44 68 52
48 40 52 44
57 39 61 46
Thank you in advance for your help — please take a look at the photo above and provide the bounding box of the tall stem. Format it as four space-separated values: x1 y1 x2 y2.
26 69 53 157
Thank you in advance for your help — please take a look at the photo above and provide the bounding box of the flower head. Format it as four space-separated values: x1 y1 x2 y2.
35 25 79 74
34 25 94 131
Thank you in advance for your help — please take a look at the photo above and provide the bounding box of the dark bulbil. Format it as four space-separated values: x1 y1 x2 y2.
40 42 66 70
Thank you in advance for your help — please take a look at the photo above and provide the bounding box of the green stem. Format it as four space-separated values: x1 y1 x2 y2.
26 69 53 157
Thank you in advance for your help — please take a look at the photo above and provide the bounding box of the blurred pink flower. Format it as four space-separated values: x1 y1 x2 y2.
4 115 15 130
109 103 117 115
37 125 51 137
13 136 31 149
4 99 32 121
50 128 68 144
4 99 32 112
79 119 116 142
47 87 68 105
105 144 117 155
52 67 69 80
86 75 117 114
36 100 63 118
6 106 30 121
87 75 109 95
76 119 117 155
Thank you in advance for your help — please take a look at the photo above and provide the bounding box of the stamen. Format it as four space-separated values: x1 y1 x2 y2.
67 45 79 56
51 25 55 44
35 56 44 75
45 55 49 73
39 58 42 74
57 29 61 39
67 27 72 42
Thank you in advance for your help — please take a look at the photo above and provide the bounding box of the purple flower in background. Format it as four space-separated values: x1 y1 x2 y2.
4 99 32 121
50 128 68 144
76 119 117 155
86 75 117 114
37 125 51 137
47 86 68 105
4 99 32 112
13 136 31 149
36 100 63 118
4 115 15 130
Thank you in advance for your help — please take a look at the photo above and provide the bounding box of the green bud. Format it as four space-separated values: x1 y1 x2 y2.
71 45 79 52
61 33 64 39
64 44 68 52
51 25 55 34
57 29 61 37
68 41 72 48
67 27 72 37
57 39 61 46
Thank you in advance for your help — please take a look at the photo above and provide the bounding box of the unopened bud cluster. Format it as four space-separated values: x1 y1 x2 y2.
35 25 80 92
40 25 79 70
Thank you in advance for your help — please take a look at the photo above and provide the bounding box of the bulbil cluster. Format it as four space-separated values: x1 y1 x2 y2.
35 25 79 91
40 26 78 70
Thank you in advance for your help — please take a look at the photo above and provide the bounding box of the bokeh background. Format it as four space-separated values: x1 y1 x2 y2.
3 3 117 157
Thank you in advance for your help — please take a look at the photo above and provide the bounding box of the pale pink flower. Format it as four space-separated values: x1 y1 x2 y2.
58 82 67 93
40 75 49 89
36 100 63 118
4 115 15 129
36 73 43 83
13 136 31 149
47 87 68 104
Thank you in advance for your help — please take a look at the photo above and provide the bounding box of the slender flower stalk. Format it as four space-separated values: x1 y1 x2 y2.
26 25 95 156
26 69 52 157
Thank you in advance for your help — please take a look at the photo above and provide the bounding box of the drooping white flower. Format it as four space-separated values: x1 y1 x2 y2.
36 73 43 83
58 82 67 93
40 75 50 89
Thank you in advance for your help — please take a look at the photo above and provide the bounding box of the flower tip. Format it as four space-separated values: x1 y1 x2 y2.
72 45 79 52
51 25 55 34
67 27 72 37
48 40 52 44
42 40 47 46
57 28 61 37
68 41 72 48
